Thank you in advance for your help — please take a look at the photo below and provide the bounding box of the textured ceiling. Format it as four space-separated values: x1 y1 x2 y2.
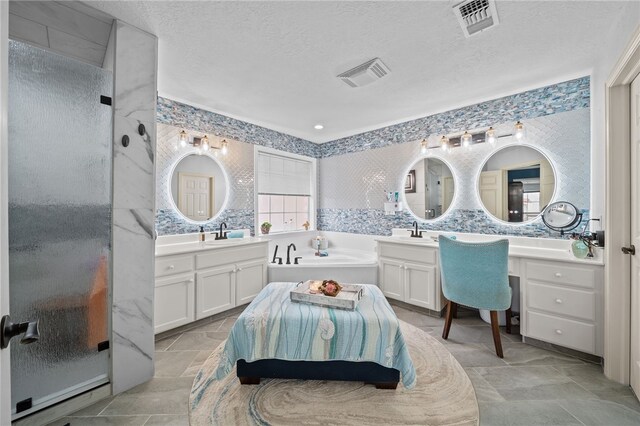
86 1 636 143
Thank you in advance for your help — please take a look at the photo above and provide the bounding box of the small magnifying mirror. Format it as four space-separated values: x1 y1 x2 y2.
541 201 583 235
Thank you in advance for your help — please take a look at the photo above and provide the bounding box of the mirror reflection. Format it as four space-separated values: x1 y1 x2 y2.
478 146 555 223
405 157 455 220
170 154 228 222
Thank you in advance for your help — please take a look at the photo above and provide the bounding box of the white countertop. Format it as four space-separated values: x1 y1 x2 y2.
155 236 268 257
375 233 604 266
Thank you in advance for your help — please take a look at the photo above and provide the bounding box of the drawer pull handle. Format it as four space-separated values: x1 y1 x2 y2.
555 329 563 335
555 272 562 278
555 298 563 304
237 267 243 271
168 265 175 270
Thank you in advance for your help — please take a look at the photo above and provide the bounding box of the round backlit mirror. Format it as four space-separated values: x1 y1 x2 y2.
404 157 455 220
169 153 229 223
541 201 582 235
478 145 556 224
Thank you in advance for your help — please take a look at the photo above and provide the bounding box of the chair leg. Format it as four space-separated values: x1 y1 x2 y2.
451 303 458 319
489 310 504 358
505 307 512 335
442 301 455 339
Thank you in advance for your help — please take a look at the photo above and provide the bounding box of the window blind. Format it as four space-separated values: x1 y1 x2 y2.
257 152 312 196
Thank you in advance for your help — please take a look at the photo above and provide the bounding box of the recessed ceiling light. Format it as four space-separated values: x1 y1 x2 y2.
314 124 324 130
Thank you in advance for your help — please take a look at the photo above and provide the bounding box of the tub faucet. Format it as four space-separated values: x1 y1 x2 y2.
215 222 228 240
286 243 297 265
410 221 423 238
272 245 282 264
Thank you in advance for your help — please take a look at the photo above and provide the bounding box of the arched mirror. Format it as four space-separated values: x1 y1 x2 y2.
478 145 556 223
404 157 455 220
169 153 229 223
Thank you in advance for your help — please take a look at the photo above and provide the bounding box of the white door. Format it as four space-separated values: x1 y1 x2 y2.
443 176 454 212
0 4 10 423
196 265 235 319
235 259 267 306
539 158 554 209
479 170 504 220
178 173 213 221
154 273 195 334
404 262 436 309
379 258 404 301
630 74 640 395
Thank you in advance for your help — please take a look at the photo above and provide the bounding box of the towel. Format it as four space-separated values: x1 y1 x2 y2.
228 231 244 238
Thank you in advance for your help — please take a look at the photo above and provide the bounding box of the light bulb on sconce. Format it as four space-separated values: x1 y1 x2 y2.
486 127 497 144
179 130 188 148
201 135 210 151
440 135 450 152
461 131 472 147
514 121 525 140
420 138 428 154
221 139 228 155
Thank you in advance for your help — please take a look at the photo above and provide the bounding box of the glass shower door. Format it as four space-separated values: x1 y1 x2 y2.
8 40 112 417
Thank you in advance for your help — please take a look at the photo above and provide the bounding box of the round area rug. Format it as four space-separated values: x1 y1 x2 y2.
189 320 479 425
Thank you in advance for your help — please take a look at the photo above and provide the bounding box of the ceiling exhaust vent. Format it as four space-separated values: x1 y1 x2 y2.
337 58 390 88
452 0 500 38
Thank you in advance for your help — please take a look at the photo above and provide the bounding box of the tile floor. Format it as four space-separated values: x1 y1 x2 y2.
51 304 640 426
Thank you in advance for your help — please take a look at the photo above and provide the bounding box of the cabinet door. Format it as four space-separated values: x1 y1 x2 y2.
379 258 404 300
235 259 267 306
196 265 236 319
404 262 437 309
155 273 195 334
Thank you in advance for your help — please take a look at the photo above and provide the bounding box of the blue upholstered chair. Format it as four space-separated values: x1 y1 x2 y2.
438 236 512 357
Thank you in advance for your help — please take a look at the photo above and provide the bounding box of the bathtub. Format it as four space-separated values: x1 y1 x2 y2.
267 248 378 284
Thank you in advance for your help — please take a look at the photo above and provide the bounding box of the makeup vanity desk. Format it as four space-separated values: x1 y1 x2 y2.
376 230 604 357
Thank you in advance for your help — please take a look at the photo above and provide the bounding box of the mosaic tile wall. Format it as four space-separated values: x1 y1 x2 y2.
320 76 590 158
156 77 591 238
157 97 320 158
318 108 591 238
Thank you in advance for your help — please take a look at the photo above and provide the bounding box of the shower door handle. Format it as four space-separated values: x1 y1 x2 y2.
1 315 40 349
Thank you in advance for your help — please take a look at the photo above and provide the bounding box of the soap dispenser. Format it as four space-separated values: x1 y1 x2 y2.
199 226 205 242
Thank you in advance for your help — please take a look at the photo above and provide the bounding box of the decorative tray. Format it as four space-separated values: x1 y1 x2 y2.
290 280 364 311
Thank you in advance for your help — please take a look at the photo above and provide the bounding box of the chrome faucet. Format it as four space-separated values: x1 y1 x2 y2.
286 243 297 265
214 222 228 240
409 221 423 238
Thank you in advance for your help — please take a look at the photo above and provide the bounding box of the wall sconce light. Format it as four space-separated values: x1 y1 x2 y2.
420 138 428 154
178 130 229 155
485 127 497 144
514 121 525 140
440 135 450 151
179 130 188 147
461 131 472 147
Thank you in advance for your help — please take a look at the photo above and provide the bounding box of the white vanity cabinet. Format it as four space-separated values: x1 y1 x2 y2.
154 240 268 333
377 241 444 311
520 259 604 356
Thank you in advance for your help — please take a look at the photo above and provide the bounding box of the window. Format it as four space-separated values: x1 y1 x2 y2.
255 148 316 233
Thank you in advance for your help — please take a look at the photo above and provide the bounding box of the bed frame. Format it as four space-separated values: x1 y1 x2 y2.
237 359 399 389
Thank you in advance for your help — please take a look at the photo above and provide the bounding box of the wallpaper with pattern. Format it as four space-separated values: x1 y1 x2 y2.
155 77 590 238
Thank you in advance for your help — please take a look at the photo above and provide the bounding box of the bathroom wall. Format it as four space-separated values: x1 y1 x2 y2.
318 77 591 238
156 77 591 239
156 99 319 235
110 21 158 394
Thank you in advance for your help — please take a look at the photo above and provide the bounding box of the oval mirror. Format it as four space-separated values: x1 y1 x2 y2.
478 145 555 223
541 201 582 234
169 154 229 223
404 157 455 220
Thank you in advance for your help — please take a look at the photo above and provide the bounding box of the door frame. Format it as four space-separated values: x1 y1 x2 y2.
0 3 11 424
604 25 640 384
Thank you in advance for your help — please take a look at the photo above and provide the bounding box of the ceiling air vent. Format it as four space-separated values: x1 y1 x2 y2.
337 58 390 88
452 0 500 38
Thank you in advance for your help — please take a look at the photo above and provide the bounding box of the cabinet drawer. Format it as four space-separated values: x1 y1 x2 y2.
196 244 268 270
527 282 595 321
525 261 595 289
378 243 437 265
526 311 596 354
155 255 194 277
